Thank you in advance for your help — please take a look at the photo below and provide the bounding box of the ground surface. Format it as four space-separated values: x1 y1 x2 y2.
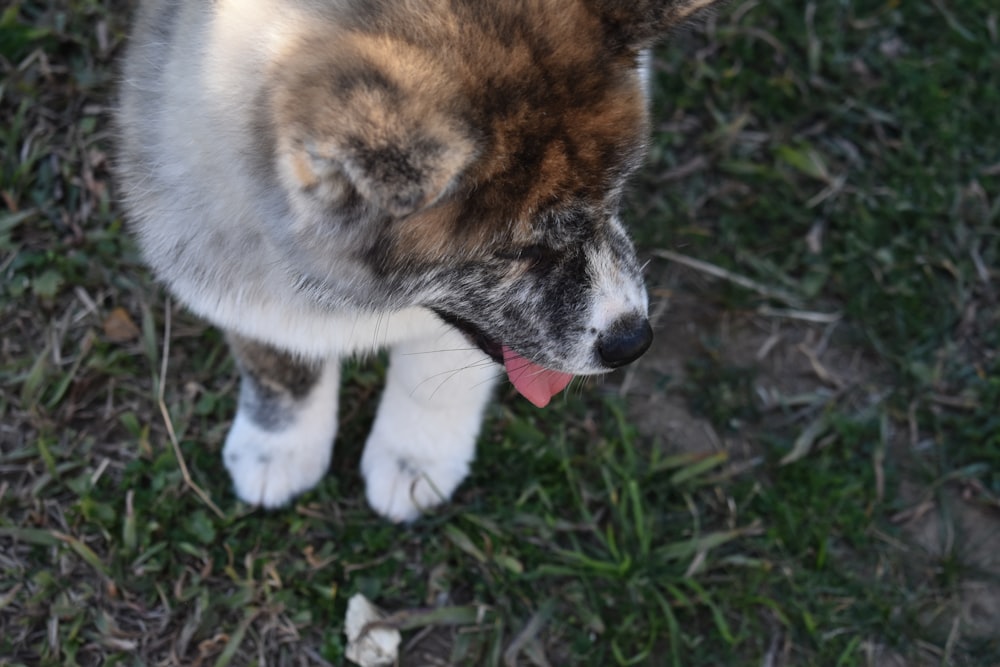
1 1 998 665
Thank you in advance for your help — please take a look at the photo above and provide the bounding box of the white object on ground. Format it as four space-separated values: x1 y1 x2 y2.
344 594 401 667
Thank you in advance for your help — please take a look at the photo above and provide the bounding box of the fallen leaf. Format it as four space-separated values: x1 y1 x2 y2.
103 307 140 343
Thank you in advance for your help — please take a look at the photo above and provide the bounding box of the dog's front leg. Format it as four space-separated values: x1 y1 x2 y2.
222 333 339 508
361 325 498 522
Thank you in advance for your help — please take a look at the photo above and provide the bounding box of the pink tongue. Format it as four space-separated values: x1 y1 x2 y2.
502 346 574 408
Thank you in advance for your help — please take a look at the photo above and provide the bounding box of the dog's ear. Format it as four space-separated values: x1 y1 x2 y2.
333 118 476 217
281 87 477 219
588 0 722 49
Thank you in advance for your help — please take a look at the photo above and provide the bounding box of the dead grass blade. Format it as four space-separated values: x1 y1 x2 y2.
157 300 225 519
652 248 804 307
211 607 259 667
51 530 109 578
504 599 556 667
756 305 842 324
779 414 830 465
379 604 488 632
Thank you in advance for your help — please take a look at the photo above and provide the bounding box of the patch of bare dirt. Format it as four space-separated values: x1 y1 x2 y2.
621 265 876 459
897 481 1000 646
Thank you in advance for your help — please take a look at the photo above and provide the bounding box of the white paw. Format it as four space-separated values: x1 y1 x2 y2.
359 325 498 522
223 412 335 507
222 363 339 508
361 439 469 523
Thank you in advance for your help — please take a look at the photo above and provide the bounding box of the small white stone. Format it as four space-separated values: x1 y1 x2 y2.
344 594 401 667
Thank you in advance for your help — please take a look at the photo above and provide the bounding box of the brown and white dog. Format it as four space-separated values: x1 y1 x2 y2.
117 0 719 521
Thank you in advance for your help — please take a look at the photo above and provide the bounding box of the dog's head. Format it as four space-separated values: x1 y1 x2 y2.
269 0 719 405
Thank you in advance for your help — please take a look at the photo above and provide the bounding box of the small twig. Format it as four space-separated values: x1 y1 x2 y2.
652 248 803 307
374 604 487 633
797 342 844 389
761 630 781 667
157 300 225 519
402 625 437 654
929 393 980 410
942 615 961 666
873 443 885 504
970 243 995 297
756 305 841 324
756 330 782 361
930 0 975 41
805 174 847 209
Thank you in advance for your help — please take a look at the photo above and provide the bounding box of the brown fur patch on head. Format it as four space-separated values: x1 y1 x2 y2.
271 28 477 217
268 0 713 268
415 2 651 261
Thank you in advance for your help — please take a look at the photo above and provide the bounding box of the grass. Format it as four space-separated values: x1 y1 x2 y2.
2 0 998 665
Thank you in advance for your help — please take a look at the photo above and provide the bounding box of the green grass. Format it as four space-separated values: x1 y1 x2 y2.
2 0 999 665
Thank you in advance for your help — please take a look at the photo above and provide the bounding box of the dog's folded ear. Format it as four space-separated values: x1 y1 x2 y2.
588 0 722 49
329 117 476 218
278 82 477 219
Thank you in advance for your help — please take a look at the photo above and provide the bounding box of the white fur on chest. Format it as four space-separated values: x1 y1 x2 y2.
181 282 446 360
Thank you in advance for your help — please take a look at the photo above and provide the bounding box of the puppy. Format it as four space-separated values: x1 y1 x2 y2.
116 0 719 521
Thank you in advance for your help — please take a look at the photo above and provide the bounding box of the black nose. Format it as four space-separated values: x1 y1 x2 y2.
597 316 653 368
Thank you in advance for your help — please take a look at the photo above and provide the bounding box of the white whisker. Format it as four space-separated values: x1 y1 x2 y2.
407 357 498 398
397 346 482 356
